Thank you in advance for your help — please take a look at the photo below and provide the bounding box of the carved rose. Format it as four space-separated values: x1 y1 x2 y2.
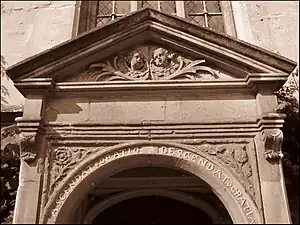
54 148 71 166
234 146 248 164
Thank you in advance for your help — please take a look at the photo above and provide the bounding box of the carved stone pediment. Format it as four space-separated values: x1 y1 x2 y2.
7 8 296 86
64 45 221 82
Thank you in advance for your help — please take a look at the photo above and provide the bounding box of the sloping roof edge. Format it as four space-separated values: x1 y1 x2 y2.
6 7 297 80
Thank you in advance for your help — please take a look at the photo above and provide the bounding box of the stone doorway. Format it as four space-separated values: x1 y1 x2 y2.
92 195 213 224
74 167 233 224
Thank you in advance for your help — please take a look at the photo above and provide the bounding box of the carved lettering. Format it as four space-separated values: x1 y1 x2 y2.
206 162 214 171
177 149 183 157
183 151 190 159
226 180 233 187
168 147 174 155
114 152 120 158
198 157 208 167
222 176 229 183
212 169 222 179
160 146 168 154
234 190 243 199
230 186 237 193
237 197 246 207
48 146 257 224
191 154 197 162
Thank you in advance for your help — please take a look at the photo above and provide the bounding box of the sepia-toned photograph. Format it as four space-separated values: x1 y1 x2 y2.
1 1 298 224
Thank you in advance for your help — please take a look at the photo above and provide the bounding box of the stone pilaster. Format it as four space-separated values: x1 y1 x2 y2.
254 113 291 224
13 95 47 224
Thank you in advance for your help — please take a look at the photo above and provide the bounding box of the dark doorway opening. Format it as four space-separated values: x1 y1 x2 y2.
92 195 213 224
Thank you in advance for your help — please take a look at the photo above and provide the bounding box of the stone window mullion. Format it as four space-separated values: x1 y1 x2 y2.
75 0 236 37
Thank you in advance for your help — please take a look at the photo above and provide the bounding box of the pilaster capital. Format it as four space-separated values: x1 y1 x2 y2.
15 117 46 163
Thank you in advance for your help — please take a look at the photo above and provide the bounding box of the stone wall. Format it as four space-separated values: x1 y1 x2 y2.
231 1 298 62
1 1 76 107
0 1 298 108
244 1 298 62
1 1 76 65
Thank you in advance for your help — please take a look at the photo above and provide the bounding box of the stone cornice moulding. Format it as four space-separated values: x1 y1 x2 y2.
6 8 296 82
13 73 288 96
45 113 285 143
14 78 54 97
15 117 47 134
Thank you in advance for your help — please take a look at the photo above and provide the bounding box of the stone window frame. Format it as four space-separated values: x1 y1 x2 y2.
72 1 236 37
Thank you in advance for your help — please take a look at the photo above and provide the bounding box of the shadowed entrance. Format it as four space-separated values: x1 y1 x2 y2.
92 195 213 224
78 166 233 224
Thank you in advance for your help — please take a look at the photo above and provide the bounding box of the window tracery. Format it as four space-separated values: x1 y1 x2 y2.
76 1 234 36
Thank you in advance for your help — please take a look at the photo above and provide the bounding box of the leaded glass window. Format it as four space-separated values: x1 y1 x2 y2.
77 1 234 36
96 1 131 26
137 1 176 14
184 1 224 32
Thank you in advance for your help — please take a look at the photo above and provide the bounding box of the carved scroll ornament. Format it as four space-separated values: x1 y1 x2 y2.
19 133 38 162
69 47 220 82
1 125 38 163
263 130 284 162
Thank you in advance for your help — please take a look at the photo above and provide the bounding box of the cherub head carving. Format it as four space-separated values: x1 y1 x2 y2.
130 52 146 71
153 48 171 67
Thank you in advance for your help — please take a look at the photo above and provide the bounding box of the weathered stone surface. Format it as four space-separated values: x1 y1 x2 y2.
244 1 298 61
1 4 297 224
1 1 76 66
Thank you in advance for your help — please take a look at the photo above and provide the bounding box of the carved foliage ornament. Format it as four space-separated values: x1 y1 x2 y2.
47 144 116 199
194 143 254 197
45 143 254 208
19 133 37 162
49 147 93 197
45 144 260 224
1 125 38 163
69 47 220 82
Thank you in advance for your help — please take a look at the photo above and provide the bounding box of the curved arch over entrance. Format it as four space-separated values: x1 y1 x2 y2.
43 142 262 224
92 195 214 224
83 189 223 224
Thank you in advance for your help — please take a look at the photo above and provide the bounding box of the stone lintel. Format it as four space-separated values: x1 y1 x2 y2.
43 73 286 95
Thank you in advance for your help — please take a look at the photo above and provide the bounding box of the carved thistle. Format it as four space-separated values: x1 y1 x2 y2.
68 46 220 82
263 130 284 162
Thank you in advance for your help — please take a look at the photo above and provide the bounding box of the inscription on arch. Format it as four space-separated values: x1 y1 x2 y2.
47 145 259 224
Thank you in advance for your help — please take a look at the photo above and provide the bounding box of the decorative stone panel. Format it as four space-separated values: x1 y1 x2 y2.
65 45 221 82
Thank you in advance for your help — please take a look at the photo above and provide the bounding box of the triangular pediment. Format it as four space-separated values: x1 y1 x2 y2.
6 7 296 83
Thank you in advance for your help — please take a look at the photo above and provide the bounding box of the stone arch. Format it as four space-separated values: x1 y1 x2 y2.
43 141 263 224
83 189 223 224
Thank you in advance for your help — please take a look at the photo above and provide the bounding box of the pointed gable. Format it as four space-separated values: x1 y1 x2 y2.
5 7 297 95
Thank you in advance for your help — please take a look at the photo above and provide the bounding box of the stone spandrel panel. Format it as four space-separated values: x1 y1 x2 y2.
60 45 235 82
